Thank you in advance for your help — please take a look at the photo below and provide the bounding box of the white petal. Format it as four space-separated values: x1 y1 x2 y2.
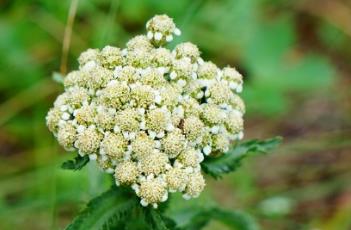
99 148 106 155
122 49 127 56
182 194 192 200
147 31 153 40
137 108 145 115
154 32 162 41
197 152 205 162
236 84 243 93
99 156 107 162
157 67 165 74
107 79 118 87
166 35 173 42
131 183 139 191
170 71 177 80
89 154 97 161
77 125 86 133
113 125 121 133
203 145 212 155
82 101 89 106
139 121 146 130
197 58 204 65
196 91 204 99
82 61 96 71
210 126 220 134
229 82 238 90
174 28 181 36
166 123 174 132
154 140 161 149
161 192 168 202
191 72 198 80
177 79 186 87
129 132 136 140
184 167 193 173
155 95 162 104
149 131 157 139
60 105 68 112
123 131 129 139
156 131 165 138
61 112 70 120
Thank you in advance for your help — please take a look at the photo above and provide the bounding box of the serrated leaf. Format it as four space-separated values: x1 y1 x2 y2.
66 187 137 230
181 208 259 230
146 209 171 230
144 208 177 230
61 155 90 171
202 137 282 179
178 209 209 230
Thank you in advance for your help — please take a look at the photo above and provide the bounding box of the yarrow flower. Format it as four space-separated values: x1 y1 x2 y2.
46 14 245 208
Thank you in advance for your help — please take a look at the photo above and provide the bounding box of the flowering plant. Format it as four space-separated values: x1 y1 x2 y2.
47 15 281 229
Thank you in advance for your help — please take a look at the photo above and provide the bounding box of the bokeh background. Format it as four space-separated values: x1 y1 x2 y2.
1 0 351 229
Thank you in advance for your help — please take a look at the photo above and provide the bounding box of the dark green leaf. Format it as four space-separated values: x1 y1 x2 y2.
61 155 90 171
66 186 179 230
66 187 137 230
178 209 209 230
181 208 259 230
144 208 177 230
202 137 282 179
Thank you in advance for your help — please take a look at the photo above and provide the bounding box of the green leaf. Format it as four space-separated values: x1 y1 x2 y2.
66 186 178 230
181 208 259 230
66 187 137 230
202 137 282 179
61 155 90 171
145 208 175 230
178 209 209 230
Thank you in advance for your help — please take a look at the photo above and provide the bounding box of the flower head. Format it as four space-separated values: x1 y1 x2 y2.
101 132 127 159
131 132 155 158
139 177 167 207
197 61 218 79
139 150 169 175
57 122 76 151
174 42 200 63
166 167 187 192
146 14 180 46
78 48 99 67
99 46 123 69
46 14 245 207
115 161 139 185
184 172 205 198
75 126 102 155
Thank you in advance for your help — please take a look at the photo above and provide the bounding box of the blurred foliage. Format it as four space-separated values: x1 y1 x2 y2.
1 0 351 229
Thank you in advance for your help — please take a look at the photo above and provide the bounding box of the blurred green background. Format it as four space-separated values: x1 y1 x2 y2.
1 0 351 229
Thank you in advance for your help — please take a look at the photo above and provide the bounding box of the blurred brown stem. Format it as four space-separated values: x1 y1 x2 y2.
60 0 80 75
296 0 351 38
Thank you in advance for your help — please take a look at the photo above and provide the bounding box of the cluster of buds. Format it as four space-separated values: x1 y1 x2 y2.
46 15 244 208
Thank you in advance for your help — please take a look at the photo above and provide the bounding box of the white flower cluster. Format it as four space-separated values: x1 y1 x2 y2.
46 14 244 208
